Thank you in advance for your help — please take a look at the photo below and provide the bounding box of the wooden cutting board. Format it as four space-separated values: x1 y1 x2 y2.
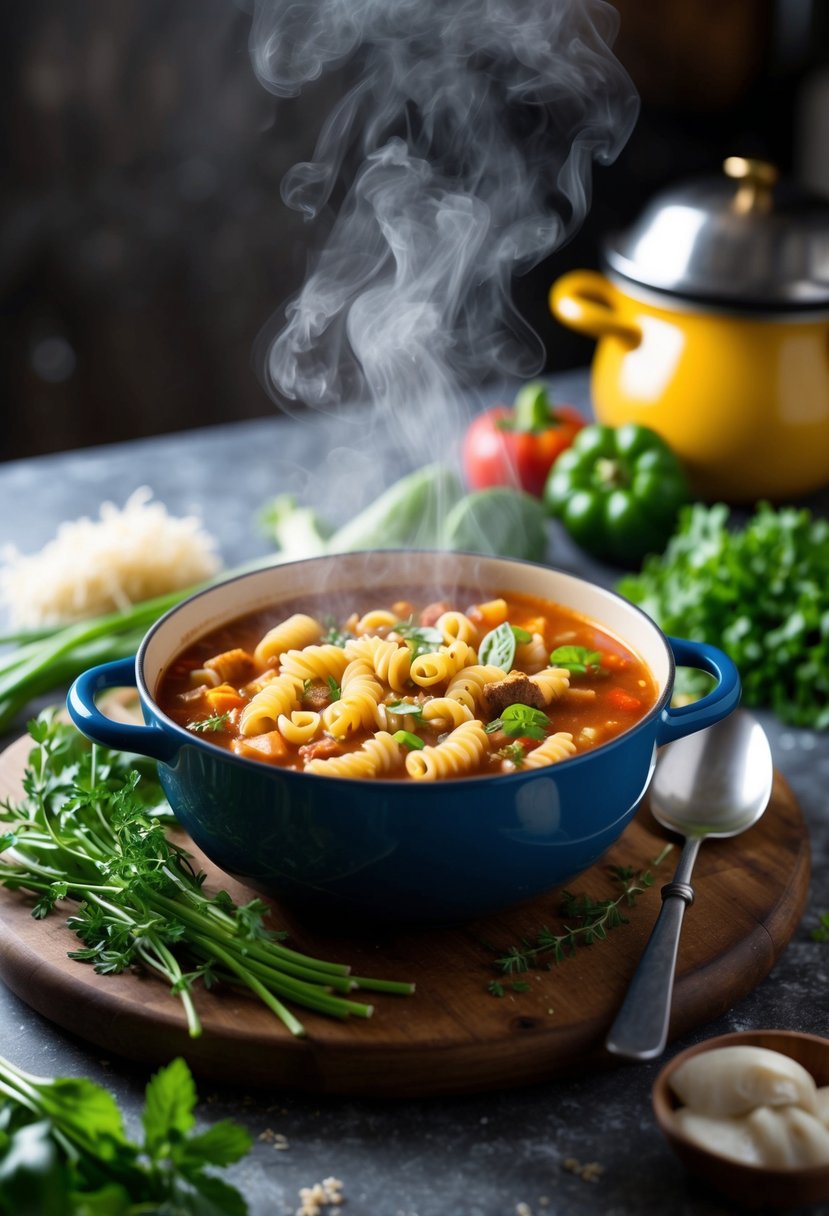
0 731 810 1097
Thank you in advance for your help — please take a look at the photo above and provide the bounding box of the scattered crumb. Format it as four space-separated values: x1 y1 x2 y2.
516 1204 533 1216
563 1157 605 1183
538 1199 551 1208
258 1128 290 1150
297 1176 344 1215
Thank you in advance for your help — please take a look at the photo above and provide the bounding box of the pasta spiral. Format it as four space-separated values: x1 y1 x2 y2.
523 732 577 768
305 731 404 778
420 697 474 731
277 710 322 745
405 720 489 781
530 666 571 705
354 609 398 634
410 640 476 688
515 632 549 675
445 664 507 712
345 635 413 693
253 614 323 668
279 644 350 685
436 611 479 646
322 660 384 738
240 673 303 736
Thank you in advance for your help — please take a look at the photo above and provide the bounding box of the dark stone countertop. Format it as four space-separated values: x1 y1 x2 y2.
1 370 828 1216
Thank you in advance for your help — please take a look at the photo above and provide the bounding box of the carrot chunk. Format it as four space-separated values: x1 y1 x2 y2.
606 688 642 712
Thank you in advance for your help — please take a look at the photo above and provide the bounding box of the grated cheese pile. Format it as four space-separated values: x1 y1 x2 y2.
0 487 222 629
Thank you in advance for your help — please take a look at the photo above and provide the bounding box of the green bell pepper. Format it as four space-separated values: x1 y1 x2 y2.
543 423 689 566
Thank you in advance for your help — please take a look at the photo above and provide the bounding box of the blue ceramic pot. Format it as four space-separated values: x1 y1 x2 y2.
67 552 740 924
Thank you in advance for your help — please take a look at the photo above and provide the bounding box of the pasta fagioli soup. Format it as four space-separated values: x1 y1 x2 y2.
156 589 658 780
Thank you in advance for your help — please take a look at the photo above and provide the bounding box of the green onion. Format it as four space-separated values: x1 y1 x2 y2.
392 730 425 750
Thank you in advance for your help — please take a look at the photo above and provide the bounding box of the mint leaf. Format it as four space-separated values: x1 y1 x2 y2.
141 1058 196 1155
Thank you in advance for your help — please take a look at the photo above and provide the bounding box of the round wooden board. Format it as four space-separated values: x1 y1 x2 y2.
0 732 810 1097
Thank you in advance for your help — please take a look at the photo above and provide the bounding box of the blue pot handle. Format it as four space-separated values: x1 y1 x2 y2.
66 657 178 764
656 637 741 747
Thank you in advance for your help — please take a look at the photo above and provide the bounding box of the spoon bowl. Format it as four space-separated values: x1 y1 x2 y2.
649 709 774 839
606 709 774 1061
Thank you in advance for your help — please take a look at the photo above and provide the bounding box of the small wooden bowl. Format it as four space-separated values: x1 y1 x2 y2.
652 1030 829 1208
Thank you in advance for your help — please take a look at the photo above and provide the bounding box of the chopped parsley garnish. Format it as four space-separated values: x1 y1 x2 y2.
327 675 341 701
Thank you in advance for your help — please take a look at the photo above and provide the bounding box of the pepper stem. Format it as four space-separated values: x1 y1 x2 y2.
513 381 553 432
594 456 626 489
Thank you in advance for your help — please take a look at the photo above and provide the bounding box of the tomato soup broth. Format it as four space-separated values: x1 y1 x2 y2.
156 588 658 780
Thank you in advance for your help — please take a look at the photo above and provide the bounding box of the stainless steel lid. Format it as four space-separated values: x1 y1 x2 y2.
604 157 829 308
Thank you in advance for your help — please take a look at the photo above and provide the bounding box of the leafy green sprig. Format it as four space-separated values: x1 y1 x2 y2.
490 854 672 978
0 1054 252 1216
618 501 829 728
0 713 415 1038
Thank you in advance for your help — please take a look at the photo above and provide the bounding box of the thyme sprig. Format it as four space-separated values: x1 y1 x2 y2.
491 850 673 979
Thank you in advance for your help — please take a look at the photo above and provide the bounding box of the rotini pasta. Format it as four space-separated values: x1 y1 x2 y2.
305 731 404 778
410 640 476 688
279 644 351 685
277 710 322 745
445 664 507 712
523 732 578 768
253 614 323 668
529 666 571 704
515 632 549 675
354 609 398 634
239 673 303 736
160 588 657 780
405 720 489 781
345 635 413 693
322 660 385 738
436 610 479 646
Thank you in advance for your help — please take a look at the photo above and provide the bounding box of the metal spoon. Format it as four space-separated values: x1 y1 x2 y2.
605 709 774 1061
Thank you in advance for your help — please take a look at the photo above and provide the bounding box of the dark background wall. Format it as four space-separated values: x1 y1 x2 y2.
2 0 827 461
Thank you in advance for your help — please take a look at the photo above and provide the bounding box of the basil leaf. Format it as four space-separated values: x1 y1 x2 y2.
385 701 424 719
550 645 603 675
393 730 425 750
500 703 548 740
510 626 533 644
479 621 517 671
394 619 445 658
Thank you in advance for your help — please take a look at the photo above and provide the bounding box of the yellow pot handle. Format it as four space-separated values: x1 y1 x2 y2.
549 270 641 347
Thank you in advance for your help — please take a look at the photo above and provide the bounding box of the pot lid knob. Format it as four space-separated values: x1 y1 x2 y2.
723 156 779 215
603 156 829 307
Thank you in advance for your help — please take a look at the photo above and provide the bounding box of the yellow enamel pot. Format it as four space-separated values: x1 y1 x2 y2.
550 159 829 503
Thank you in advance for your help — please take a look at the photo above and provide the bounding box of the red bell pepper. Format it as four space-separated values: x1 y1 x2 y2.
462 382 586 498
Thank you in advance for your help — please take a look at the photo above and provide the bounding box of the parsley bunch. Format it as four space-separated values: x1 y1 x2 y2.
618 502 829 729
0 713 414 1039
0 1054 252 1215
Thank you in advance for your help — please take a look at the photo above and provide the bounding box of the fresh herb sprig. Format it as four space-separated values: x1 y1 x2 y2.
811 912 829 942
0 713 415 1038
618 501 829 728
0 1053 252 1216
490 853 672 978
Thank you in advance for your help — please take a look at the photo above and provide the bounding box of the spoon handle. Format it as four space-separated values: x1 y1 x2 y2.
605 836 702 1061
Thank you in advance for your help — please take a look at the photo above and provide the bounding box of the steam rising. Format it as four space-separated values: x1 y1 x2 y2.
250 0 637 457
